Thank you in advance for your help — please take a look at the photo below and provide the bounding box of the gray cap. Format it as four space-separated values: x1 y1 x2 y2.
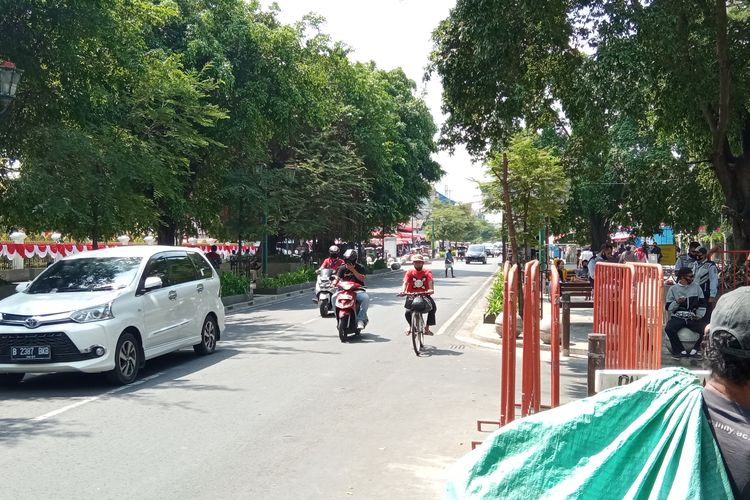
710 287 750 358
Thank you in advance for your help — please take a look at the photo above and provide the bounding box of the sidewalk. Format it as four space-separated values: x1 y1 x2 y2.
462 296 592 355
460 290 705 369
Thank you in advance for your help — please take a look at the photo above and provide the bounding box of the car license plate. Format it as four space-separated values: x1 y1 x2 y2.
10 345 51 361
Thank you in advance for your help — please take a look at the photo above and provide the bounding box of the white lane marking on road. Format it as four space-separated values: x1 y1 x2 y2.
436 271 498 336
32 372 165 422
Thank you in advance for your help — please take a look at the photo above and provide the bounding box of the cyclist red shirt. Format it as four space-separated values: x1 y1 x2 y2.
404 268 433 293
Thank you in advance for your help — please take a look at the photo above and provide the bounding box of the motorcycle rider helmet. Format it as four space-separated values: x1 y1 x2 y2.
328 245 340 258
343 249 358 263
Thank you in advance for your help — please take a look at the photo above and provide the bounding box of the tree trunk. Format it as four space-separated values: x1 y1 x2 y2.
157 221 177 246
589 214 609 251
500 153 524 316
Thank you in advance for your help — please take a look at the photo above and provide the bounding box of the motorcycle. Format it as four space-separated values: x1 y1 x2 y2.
334 280 364 342
315 268 336 317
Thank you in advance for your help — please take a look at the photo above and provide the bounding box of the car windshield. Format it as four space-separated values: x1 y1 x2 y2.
468 245 485 252
27 257 143 294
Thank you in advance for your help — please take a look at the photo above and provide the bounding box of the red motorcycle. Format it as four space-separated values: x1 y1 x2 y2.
334 281 363 342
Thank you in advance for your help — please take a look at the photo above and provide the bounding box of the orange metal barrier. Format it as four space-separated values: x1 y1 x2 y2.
500 263 519 425
593 262 663 370
521 261 541 417
549 266 561 408
475 260 559 441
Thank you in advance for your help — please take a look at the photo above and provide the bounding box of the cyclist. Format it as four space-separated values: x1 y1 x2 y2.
400 254 437 335
333 249 369 330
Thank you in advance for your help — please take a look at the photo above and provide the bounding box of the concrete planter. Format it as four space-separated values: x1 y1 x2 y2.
254 282 314 295
483 312 498 324
494 312 524 338
267 262 302 277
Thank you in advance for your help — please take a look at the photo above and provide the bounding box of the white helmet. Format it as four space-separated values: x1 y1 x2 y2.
328 245 340 258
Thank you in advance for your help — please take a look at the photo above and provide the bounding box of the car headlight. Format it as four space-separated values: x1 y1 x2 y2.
70 303 114 323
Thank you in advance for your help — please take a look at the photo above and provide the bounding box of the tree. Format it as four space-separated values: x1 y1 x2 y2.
482 131 569 259
432 0 750 249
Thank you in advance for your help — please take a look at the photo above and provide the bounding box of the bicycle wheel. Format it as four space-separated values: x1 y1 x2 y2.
411 313 423 356
418 314 424 350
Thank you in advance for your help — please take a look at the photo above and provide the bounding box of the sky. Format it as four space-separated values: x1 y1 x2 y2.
261 0 491 209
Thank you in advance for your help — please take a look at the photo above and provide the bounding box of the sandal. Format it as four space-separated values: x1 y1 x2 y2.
424 328 434 336
404 328 411 336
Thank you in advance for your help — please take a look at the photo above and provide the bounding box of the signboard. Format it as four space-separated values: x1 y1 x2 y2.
384 237 398 261
595 369 710 393
660 244 677 265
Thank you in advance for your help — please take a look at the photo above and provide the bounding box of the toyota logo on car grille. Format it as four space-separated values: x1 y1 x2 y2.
24 317 41 329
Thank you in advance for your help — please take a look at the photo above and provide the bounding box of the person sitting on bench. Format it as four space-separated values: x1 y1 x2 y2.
664 267 707 358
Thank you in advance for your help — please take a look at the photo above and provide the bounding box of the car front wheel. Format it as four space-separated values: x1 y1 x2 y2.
194 316 218 355
107 332 140 385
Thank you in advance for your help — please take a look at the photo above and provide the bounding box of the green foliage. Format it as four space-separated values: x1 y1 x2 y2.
0 0 442 246
425 199 488 243
482 131 569 249
257 265 317 289
431 0 750 248
485 272 504 316
220 272 250 297
370 258 388 271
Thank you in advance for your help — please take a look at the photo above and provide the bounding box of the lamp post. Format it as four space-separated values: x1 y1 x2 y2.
0 60 24 117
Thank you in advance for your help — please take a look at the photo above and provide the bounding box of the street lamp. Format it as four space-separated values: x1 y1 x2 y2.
0 60 24 116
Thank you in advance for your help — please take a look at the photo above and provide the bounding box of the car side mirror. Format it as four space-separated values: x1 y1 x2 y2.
143 276 163 291
15 282 30 293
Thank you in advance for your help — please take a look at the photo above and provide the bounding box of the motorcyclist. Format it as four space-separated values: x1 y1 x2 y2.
333 249 369 330
400 254 437 335
314 245 345 303
317 245 345 274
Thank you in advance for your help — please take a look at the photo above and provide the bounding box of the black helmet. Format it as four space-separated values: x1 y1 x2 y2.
343 249 357 263
328 245 340 258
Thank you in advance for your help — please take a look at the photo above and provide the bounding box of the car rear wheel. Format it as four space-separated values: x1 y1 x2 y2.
194 316 218 355
0 373 25 386
106 332 140 385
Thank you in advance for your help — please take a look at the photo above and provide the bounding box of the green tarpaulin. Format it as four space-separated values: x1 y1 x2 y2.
447 368 732 499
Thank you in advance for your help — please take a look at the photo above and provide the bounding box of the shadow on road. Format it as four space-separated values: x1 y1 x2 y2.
0 348 242 399
418 345 464 357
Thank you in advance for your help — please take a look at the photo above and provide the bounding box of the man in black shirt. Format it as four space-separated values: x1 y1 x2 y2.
334 249 370 330
703 287 750 499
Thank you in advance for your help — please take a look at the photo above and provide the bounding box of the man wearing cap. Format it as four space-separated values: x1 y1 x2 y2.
703 286 750 499
674 241 700 273
692 246 719 319
400 254 437 335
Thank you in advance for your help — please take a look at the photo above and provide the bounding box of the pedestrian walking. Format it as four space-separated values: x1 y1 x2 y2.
444 248 455 278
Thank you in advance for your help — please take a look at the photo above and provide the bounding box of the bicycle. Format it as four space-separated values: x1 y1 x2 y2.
400 292 431 356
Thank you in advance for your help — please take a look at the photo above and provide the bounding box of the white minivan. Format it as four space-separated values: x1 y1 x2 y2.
0 246 225 385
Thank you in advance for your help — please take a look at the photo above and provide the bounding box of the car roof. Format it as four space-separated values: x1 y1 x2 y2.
62 245 202 260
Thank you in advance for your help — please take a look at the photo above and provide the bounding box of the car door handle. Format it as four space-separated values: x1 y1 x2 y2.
168 290 177 300
196 284 204 293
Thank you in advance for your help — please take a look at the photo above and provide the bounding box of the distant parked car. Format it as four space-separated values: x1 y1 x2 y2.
465 244 488 264
0 246 225 386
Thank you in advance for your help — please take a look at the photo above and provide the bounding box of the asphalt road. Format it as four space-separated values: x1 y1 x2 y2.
0 259 584 499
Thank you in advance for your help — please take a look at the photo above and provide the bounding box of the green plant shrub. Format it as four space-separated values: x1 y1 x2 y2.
485 272 504 316
220 272 250 297
257 265 316 289
371 258 387 270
